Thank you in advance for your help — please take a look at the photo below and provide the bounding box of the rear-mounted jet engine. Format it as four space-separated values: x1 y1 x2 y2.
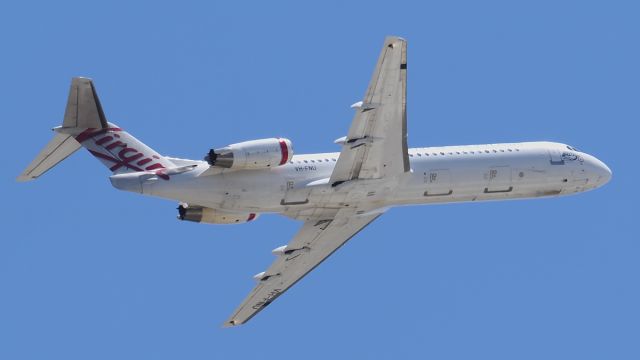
177 204 258 224
205 138 293 170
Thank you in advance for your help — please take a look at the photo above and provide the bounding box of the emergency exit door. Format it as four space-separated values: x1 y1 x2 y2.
424 169 452 196
484 166 512 193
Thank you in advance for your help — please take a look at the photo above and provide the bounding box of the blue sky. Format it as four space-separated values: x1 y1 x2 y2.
1 1 638 359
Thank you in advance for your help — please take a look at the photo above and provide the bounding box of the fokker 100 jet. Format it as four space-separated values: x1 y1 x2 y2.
19 37 611 326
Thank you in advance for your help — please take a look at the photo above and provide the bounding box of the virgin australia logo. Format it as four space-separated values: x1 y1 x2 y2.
561 152 578 161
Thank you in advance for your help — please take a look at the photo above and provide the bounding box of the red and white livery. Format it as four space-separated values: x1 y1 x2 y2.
19 37 611 327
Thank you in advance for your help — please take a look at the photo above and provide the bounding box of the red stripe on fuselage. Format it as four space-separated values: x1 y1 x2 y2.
80 127 168 178
75 127 123 143
89 150 169 180
88 149 144 172
155 170 170 180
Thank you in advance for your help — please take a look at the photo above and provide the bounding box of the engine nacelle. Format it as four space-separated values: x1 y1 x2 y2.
177 205 259 225
204 138 293 169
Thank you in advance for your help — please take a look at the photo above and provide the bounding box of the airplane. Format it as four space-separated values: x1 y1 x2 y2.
18 36 611 327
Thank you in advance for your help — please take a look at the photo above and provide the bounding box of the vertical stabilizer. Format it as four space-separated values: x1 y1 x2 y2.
62 77 109 130
18 77 174 181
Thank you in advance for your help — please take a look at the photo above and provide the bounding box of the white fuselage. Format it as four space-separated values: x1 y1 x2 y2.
113 141 611 220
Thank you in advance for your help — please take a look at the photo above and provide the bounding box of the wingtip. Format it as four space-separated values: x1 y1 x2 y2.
385 35 406 42
16 174 34 182
383 36 407 50
70 77 94 86
222 319 241 328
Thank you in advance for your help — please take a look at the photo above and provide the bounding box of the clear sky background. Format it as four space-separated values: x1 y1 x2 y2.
1 1 638 359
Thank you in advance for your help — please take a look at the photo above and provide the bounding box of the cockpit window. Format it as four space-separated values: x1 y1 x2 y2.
566 145 581 152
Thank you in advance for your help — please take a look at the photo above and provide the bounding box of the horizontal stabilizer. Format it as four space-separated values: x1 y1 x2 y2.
17 133 81 182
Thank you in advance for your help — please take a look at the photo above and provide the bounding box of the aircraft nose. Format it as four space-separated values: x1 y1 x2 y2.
589 155 612 186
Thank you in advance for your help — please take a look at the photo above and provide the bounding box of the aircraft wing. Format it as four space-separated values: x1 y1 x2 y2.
224 208 382 326
330 36 409 184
